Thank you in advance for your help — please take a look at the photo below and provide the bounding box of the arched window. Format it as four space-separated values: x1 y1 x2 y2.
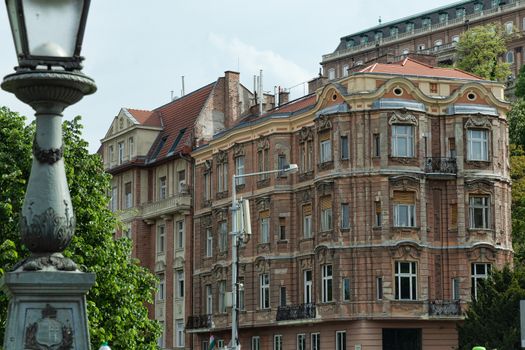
506 51 515 64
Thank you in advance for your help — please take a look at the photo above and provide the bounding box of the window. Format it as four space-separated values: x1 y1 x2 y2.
201 341 208 350
336 331 346 350
303 205 312 239
390 26 398 36
471 263 490 299
278 154 287 176
175 220 184 249
279 286 287 306
157 274 165 301
217 162 228 193
110 186 118 211
311 333 320 350
322 264 333 303
118 141 124 165
342 278 351 301
218 221 227 252
506 51 515 64
300 140 313 172
452 277 460 300
108 145 114 162
376 276 383 300
395 261 417 300
274 335 283 350
422 17 431 27
235 156 245 185
176 319 184 347
456 8 465 18
206 228 213 257
158 321 165 348
505 21 513 34
406 22 414 32
375 201 382 227
304 270 313 303
439 13 448 23
159 176 167 199
342 64 349 77
374 31 383 41
204 172 211 201
469 195 490 229
391 125 414 157
320 197 333 232
205 284 213 314
219 280 226 313
430 82 438 94
279 217 286 240
340 135 349 160
128 137 134 159
467 129 489 161
452 35 460 43
125 182 132 208
360 36 368 44
258 146 270 180
373 133 380 157
218 340 224 348
491 0 499 7
340 203 350 229
157 225 165 254
345 39 354 48
320 139 332 163
178 170 186 193
176 270 184 299
402 48 409 55
260 211 270 244
434 39 443 49
328 68 336 80
297 334 306 350
417 43 425 51
251 336 260 350
260 273 270 309
393 191 416 227
474 2 483 12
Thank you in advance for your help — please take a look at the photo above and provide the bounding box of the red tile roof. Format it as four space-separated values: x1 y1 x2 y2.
126 108 161 127
359 57 482 80
146 82 215 161
271 94 317 114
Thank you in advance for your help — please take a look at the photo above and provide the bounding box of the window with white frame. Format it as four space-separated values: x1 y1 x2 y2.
320 196 332 232
456 8 465 18
471 263 490 299
110 186 118 212
439 13 448 23
118 141 125 165
219 280 226 313
175 319 184 347
217 162 228 193
406 22 414 32
206 227 213 257
125 182 132 208
395 261 417 300
505 21 513 34
452 277 460 300
417 43 425 51
342 64 349 77
311 333 320 350
491 0 499 8
157 274 165 301
219 221 228 252
159 176 167 200
467 129 489 161
201 341 208 350
260 273 270 309
205 284 213 314
297 334 306 350
128 137 134 159
336 331 346 350
251 336 260 350
320 137 332 163
342 277 351 301
340 203 350 229
322 264 333 302
393 191 416 227
218 340 224 349
257 146 270 180
303 270 313 303
303 204 312 238
204 172 211 201
469 195 490 229
274 335 282 350
328 68 336 80
506 51 515 64
391 124 414 157
235 156 245 185
452 35 460 43
178 170 186 193
474 2 483 12
260 211 270 244
300 139 314 173
157 225 165 254
108 145 114 163
340 135 349 160
176 269 184 299
176 220 184 249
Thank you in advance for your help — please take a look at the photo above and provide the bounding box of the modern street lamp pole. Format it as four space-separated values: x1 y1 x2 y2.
230 164 298 350
1 1 96 349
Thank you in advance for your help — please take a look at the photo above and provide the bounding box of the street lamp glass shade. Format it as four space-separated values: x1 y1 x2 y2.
5 0 91 69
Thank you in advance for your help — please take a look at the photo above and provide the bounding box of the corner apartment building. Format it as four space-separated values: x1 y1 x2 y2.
188 59 512 350
99 71 254 349
319 0 525 87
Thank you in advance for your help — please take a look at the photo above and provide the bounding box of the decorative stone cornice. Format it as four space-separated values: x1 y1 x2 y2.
316 115 332 131
388 111 418 126
233 143 244 157
257 135 270 151
465 116 492 129
299 126 314 142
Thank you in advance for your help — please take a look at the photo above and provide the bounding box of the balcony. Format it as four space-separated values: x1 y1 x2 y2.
276 303 316 321
424 157 457 175
429 300 461 316
186 314 212 330
142 192 191 219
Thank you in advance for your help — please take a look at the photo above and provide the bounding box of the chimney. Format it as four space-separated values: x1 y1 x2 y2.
224 71 240 127
263 93 275 111
278 89 290 106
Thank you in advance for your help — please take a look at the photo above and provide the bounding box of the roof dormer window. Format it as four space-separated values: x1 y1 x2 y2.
390 27 399 37
422 17 431 28
456 8 465 18
439 13 448 23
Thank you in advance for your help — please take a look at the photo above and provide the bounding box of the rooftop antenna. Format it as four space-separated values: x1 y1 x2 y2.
378 16 382 25
181 76 185 97
259 69 263 116
171 90 174 101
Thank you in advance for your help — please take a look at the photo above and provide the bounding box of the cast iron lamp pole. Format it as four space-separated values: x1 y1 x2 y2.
1 1 96 349
230 164 298 350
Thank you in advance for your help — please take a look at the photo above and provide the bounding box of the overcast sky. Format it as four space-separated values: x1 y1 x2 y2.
0 0 454 153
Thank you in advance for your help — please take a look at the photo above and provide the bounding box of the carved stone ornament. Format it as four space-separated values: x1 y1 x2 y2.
465 116 492 129
204 159 213 172
466 244 496 261
299 126 314 142
212 208 228 221
300 257 313 270
33 139 64 165
215 149 228 164
388 242 422 259
24 304 74 350
14 253 77 272
315 245 334 264
212 264 228 280
254 256 270 272
316 115 332 131
465 179 494 194
388 111 418 126
301 190 312 203
233 143 245 157
257 136 270 151
389 175 420 194
256 197 270 211
316 181 334 196
20 205 75 254
201 215 212 227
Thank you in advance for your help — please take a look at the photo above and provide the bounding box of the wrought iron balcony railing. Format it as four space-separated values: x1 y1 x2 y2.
186 314 212 329
429 300 461 316
276 303 316 321
424 157 457 174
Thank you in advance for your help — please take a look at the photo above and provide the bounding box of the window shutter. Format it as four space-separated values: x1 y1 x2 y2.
259 210 270 219
393 191 415 204
303 204 312 215
319 132 330 142
320 196 332 209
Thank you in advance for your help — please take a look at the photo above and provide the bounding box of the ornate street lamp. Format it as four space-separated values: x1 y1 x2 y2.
1 1 96 349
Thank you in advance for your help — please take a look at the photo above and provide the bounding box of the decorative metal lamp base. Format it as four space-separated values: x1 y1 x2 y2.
1 270 95 350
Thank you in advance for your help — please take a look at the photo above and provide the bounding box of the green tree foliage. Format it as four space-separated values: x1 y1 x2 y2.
511 145 525 262
0 108 161 349
509 99 525 149
455 23 512 81
458 265 525 349
515 65 525 99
